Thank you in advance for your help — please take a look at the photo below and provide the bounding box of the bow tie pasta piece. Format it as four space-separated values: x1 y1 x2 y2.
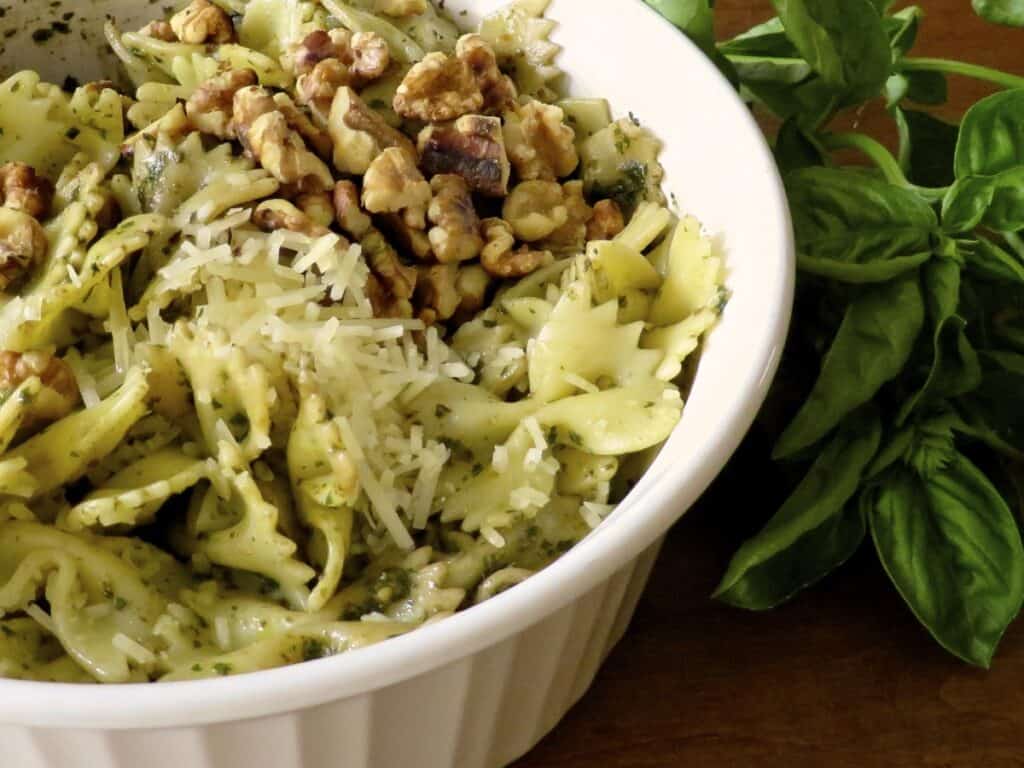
0 458 37 500
0 617 95 682
0 377 43 452
320 546 466 624
239 0 330 61
440 422 557 533
0 213 167 352
409 379 541 456
0 521 190 683
167 324 273 462
535 377 684 457
642 309 720 383
8 367 150 498
479 0 561 101
62 450 209 531
527 279 662 403
0 73 122 178
287 390 359 611
649 215 725 327
192 468 316 610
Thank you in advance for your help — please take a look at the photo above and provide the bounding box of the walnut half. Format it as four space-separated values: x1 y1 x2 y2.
427 175 483 264
503 100 579 181
328 87 416 176
361 147 432 229
418 115 510 197
186 69 258 140
0 351 80 426
393 52 483 123
170 0 236 44
0 162 53 220
0 208 48 291
479 217 553 279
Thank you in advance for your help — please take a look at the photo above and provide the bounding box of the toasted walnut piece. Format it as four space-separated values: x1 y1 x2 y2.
362 228 417 301
479 216 553 279
587 199 625 241
427 174 483 264
0 351 80 424
381 214 433 261
362 147 431 228
373 0 428 15
170 0 236 44
0 208 48 291
504 101 579 181
297 59 351 112
273 93 333 159
139 20 177 42
253 199 332 238
416 264 461 322
418 115 510 197
456 34 518 115
328 87 416 175
290 29 352 76
295 192 334 229
542 181 592 252
365 272 412 318
332 181 372 238
455 264 492 316
235 87 334 192
0 163 53 220
350 32 391 84
186 69 257 140
393 52 483 123
502 181 569 242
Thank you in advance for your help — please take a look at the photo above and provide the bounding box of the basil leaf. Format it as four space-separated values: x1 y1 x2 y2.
884 6 923 61
972 0 1024 26
898 258 982 423
644 0 715 53
715 411 881 609
944 168 1024 233
896 109 959 188
956 90 1024 178
774 118 826 174
786 168 938 282
772 0 892 102
719 16 796 57
868 455 1024 668
959 351 1024 458
961 238 1024 284
774 272 925 458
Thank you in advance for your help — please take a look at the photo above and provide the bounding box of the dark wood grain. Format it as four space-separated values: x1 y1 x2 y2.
516 3 1024 766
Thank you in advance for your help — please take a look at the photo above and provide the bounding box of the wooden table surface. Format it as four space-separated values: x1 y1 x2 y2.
517 3 1024 766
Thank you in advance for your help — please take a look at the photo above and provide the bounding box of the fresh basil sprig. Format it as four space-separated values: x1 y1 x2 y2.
648 0 1024 666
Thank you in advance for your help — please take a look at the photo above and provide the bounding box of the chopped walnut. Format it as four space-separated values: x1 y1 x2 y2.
0 351 80 425
381 214 434 261
328 86 416 175
273 93 333 159
416 264 461 322
297 59 350 112
291 29 352 76
362 147 431 228
502 181 569 242
350 32 391 84
139 20 177 42
253 199 331 238
0 163 53 220
393 52 483 123
503 100 579 181
542 180 593 252
373 0 428 15
456 35 518 115
234 86 334 192
332 180 372 238
418 115 510 197
427 175 483 264
169 0 236 45
455 264 492 316
587 199 625 241
0 208 48 291
366 272 412 318
186 69 257 140
480 217 553 278
362 228 417 301
296 192 335 229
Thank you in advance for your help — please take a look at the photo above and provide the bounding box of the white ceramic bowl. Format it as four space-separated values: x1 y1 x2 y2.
0 2 793 766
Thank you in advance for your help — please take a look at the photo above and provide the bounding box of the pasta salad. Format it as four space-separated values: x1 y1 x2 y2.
0 0 723 683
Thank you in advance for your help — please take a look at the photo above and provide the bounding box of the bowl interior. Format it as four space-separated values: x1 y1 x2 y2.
0 0 793 728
